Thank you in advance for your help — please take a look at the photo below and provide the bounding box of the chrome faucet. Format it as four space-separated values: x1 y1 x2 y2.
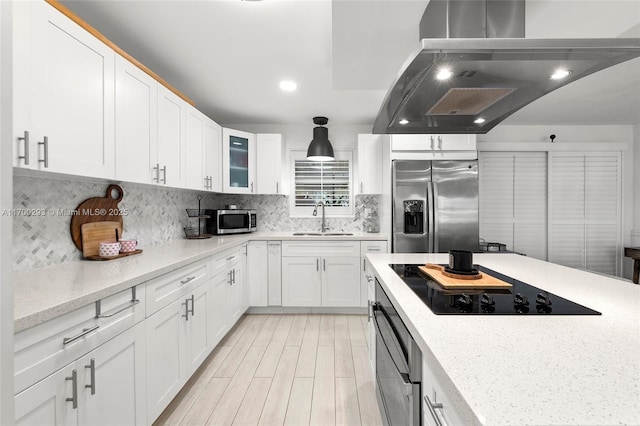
312 201 329 233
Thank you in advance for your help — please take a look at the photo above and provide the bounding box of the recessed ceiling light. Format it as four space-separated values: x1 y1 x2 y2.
398 119 409 125
474 118 486 124
279 80 297 91
436 69 454 80
550 69 572 80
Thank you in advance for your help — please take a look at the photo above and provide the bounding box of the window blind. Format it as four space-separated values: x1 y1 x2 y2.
479 152 547 260
293 160 351 208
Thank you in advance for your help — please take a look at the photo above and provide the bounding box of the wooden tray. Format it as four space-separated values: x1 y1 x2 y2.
84 249 143 261
419 264 513 289
81 221 122 258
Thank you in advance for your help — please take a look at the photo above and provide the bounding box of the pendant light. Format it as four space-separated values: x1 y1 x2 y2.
306 116 334 161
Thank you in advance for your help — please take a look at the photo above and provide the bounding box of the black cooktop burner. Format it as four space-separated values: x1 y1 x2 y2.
391 264 601 315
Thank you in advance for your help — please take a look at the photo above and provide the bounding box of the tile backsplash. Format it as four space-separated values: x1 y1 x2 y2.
13 174 379 272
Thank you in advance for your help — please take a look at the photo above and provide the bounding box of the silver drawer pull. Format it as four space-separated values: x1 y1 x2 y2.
96 299 140 318
85 358 96 395
181 276 196 285
424 394 446 426
38 136 49 168
95 287 139 318
66 369 78 409
63 325 100 346
226 255 236 261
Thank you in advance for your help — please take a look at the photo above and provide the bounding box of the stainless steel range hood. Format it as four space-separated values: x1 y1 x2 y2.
372 0 640 134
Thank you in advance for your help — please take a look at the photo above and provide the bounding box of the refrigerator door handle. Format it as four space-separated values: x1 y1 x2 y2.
427 181 435 252
433 182 439 252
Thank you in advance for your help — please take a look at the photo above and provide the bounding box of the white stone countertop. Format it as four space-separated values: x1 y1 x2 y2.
367 252 640 426
14 231 387 332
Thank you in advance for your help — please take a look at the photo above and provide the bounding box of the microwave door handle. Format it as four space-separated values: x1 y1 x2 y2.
247 211 252 229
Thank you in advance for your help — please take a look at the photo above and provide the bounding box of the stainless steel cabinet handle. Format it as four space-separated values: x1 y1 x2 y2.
424 394 446 426
323 259 326 271
366 275 373 283
85 358 96 395
182 298 190 321
430 135 435 150
18 131 29 165
363 258 366 271
437 135 443 150
63 325 100 345
66 369 78 409
226 255 236 261
232 269 236 284
188 294 195 316
38 136 49 168
204 176 209 189
161 165 167 184
228 270 233 285
95 299 139 318
276 182 279 194
181 276 196 285
251 182 254 193
361 182 364 193
316 258 319 271
153 163 160 183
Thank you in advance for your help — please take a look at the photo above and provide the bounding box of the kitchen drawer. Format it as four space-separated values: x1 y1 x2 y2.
360 240 388 254
14 285 145 394
282 241 360 257
145 257 210 316
422 358 465 426
211 245 243 276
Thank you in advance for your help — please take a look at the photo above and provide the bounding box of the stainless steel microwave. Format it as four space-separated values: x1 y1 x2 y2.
206 209 257 235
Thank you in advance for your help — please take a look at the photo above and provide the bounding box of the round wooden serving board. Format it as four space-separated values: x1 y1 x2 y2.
70 184 125 250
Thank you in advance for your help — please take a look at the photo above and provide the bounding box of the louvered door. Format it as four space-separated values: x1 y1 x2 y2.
549 153 621 275
479 152 547 259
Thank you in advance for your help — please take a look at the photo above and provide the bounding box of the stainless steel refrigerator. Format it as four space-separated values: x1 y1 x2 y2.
392 160 479 253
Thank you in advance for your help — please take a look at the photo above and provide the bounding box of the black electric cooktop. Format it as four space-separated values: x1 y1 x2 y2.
391 264 601 315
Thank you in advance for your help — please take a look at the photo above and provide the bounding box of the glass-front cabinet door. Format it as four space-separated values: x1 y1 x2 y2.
222 128 255 194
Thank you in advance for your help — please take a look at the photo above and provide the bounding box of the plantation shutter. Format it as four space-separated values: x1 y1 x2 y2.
294 160 351 207
549 152 621 275
479 152 547 259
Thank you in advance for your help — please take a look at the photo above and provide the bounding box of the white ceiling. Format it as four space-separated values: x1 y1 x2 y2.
60 0 640 129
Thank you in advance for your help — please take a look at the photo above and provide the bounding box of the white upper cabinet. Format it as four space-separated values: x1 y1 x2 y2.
115 55 158 184
222 128 256 194
184 105 206 190
155 85 186 187
357 134 383 194
13 1 115 178
256 133 283 194
204 118 222 192
391 134 477 160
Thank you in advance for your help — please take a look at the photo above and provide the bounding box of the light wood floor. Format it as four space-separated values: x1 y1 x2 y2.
154 314 383 426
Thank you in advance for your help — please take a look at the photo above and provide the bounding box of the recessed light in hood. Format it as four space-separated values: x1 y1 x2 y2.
373 0 640 134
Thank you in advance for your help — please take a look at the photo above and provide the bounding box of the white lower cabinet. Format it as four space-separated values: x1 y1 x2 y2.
360 241 388 307
15 321 147 426
281 241 362 307
145 279 212 422
422 358 464 426
248 240 283 307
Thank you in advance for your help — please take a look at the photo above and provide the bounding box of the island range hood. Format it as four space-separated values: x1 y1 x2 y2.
372 0 640 134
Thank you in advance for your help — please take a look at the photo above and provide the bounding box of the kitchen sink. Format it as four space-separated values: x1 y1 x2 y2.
292 232 354 236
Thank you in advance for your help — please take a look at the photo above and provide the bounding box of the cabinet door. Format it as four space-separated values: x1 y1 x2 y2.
281 257 321 306
185 283 212 376
210 271 229 347
267 241 283 306
226 265 243 325
222 128 255 194
248 241 268 307
115 55 157 184
28 1 115 178
357 134 383 194
204 118 222 192
185 105 206 190
256 134 282 194
321 257 361 307
156 85 185 187
77 322 147 426
440 134 476 151
145 298 187 422
15 364 77 426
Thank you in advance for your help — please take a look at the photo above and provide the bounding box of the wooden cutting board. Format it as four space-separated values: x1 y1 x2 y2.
81 221 122 258
70 184 124 250
419 264 513 289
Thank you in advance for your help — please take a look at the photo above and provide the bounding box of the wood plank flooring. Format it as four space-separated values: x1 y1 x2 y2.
154 314 382 426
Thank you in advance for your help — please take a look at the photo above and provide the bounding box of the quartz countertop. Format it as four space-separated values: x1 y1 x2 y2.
367 253 640 426
14 231 387 332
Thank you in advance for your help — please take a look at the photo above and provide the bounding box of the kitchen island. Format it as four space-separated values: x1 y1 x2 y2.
367 253 639 426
